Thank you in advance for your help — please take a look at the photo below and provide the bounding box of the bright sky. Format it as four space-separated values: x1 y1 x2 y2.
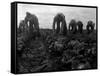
17 3 96 29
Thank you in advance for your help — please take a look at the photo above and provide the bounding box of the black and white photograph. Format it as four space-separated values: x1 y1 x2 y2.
11 2 97 74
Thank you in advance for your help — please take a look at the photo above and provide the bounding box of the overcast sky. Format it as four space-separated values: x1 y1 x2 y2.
17 3 96 29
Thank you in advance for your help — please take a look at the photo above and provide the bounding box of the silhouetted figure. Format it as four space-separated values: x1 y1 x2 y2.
77 21 83 33
24 12 40 37
86 21 95 34
53 13 67 35
17 20 29 52
69 19 77 34
19 20 29 34
60 19 67 35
